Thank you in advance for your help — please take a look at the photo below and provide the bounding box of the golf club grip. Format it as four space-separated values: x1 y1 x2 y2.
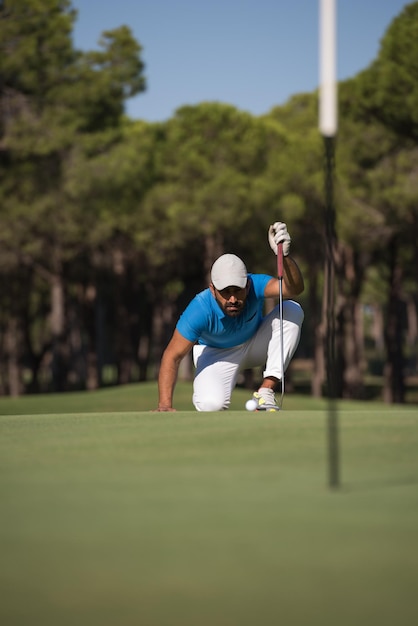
277 242 284 279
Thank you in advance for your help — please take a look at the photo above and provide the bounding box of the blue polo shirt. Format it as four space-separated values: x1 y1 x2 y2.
176 273 272 348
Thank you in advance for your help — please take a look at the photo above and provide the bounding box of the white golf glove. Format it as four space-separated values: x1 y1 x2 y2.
268 222 291 256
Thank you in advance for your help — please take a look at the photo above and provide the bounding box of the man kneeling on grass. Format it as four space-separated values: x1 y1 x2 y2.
156 222 304 412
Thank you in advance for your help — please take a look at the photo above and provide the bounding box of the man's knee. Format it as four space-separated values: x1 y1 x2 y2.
285 301 304 326
193 391 228 412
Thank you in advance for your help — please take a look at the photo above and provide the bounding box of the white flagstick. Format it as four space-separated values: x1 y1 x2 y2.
277 242 285 409
319 0 337 138
320 0 340 488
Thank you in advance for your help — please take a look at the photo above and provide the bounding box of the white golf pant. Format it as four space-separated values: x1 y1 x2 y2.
192 300 304 411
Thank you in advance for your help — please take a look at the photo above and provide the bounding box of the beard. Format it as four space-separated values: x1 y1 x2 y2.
212 285 248 317
224 301 244 316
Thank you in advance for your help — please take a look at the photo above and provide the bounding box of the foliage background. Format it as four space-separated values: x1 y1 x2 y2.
0 0 417 403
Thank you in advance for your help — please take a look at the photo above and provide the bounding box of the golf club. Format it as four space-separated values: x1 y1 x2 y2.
277 241 285 408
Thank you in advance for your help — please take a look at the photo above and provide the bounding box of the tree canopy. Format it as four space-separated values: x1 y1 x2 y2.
1 0 417 403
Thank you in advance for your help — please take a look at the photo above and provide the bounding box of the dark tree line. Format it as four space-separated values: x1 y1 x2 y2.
1 0 417 403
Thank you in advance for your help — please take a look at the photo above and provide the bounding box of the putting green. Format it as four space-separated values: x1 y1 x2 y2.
1 408 418 626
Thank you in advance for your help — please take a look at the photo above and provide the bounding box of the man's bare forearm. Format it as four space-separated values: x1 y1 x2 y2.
156 331 194 411
157 354 180 410
283 256 304 296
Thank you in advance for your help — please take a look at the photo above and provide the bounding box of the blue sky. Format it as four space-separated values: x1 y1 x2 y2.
71 0 410 122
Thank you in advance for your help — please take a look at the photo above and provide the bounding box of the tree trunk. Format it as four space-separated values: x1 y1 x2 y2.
371 304 385 352
4 317 22 397
406 295 417 346
67 294 87 390
405 295 418 377
50 273 68 391
86 349 99 390
338 247 365 399
310 265 324 397
137 287 153 382
383 237 405 404
151 300 177 381
203 232 224 281
95 280 108 388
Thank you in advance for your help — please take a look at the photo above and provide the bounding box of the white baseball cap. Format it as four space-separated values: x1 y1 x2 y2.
210 254 248 291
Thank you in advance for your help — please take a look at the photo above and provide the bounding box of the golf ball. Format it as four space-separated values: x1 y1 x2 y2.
245 399 258 412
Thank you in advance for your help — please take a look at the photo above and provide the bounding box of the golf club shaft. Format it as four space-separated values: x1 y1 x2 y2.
277 243 285 408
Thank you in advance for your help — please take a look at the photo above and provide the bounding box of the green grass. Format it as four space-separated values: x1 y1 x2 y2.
1 384 418 626
0 380 409 415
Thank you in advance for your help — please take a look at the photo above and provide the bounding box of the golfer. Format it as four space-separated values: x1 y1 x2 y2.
156 222 304 412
